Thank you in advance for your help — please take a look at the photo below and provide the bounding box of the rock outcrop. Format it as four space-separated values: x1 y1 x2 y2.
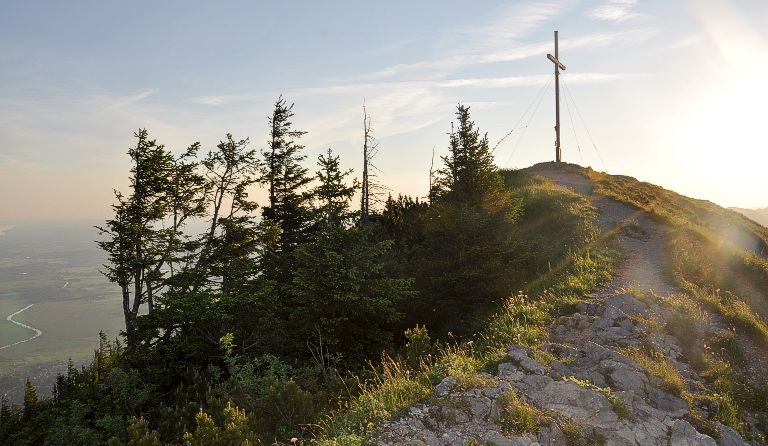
377 289 752 445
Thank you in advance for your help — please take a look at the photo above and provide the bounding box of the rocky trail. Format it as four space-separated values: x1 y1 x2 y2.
375 170 760 445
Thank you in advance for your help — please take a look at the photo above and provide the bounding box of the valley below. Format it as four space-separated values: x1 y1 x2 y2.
0 221 122 403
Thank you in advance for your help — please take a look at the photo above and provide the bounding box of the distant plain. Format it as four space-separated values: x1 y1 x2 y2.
0 221 122 401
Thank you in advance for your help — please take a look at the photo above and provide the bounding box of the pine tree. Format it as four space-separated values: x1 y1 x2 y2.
97 130 204 346
0 397 11 425
261 96 313 254
23 378 37 419
288 151 414 366
433 104 503 206
313 148 356 226
418 104 521 331
196 134 260 293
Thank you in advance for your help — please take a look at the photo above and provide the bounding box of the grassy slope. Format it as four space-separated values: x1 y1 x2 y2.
317 166 768 444
316 172 617 445
585 168 768 344
584 168 768 438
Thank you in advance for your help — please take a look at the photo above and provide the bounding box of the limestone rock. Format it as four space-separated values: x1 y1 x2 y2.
670 419 717 446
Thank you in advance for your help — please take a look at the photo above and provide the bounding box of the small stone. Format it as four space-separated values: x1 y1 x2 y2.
498 362 525 381
538 424 567 446
466 396 492 420
608 366 647 393
716 422 749 446
435 376 456 396
647 387 688 417
507 346 546 375
670 419 717 446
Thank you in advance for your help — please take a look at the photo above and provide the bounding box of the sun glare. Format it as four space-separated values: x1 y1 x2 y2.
669 4 768 207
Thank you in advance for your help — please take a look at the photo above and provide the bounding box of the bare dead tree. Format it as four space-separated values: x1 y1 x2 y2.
360 101 389 223
428 144 436 204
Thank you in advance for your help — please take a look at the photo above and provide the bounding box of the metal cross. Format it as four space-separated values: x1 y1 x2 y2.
547 31 566 163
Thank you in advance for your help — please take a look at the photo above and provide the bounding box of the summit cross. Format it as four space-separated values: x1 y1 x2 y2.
547 30 567 163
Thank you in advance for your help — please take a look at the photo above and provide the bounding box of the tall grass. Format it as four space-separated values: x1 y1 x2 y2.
316 242 616 445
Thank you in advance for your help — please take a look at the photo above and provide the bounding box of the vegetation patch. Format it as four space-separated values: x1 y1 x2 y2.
318 240 616 443
560 421 607 446
495 391 550 435
621 346 685 396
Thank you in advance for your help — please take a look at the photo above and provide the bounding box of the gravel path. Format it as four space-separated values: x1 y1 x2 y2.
530 169 678 299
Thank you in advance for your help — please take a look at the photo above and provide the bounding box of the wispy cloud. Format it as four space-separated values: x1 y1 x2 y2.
440 71 654 88
107 88 157 109
589 0 639 22
453 1 566 52
192 95 237 106
363 27 657 81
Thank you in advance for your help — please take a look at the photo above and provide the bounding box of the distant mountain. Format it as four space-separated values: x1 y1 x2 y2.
731 207 768 227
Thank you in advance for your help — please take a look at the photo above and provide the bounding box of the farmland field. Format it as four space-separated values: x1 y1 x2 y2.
0 221 123 403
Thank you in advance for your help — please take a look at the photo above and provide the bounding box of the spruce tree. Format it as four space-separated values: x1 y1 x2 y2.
261 96 313 254
419 104 521 331
313 148 356 226
22 379 37 419
433 104 503 206
0 397 11 425
97 130 176 346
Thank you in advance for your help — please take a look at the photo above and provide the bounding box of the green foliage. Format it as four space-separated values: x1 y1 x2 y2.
181 404 258 446
313 148 357 225
288 224 413 367
496 391 543 434
109 418 162 446
403 325 434 370
96 129 180 345
622 347 685 396
432 104 504 206
261 95 313 259
10 102 619 445
388 104 535 336
560 421 607 446
22 379 37 419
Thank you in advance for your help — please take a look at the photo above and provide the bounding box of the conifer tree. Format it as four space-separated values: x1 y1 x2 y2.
287 150 413 366
0 397 11 426
22 379 37 419
433 104 503 206
97 130 176 346
261 96 313 255
196 134 260 293
418 104 520 330
313 148 356 226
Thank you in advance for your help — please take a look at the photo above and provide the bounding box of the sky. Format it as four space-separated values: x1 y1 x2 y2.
1 0 767 220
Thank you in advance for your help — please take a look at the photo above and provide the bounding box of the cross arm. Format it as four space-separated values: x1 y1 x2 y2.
547 53 566 70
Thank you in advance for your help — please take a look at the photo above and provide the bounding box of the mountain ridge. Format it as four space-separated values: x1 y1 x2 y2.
324 163 768 446
731 207 768 228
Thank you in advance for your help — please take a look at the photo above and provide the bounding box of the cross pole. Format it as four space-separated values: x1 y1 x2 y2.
547 31 566 163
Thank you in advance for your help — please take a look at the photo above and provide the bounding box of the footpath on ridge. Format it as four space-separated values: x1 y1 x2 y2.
374 167 757 446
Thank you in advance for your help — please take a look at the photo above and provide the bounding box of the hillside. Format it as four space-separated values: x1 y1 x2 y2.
732 208 768 228
1 105 766 446
321 163 768 446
